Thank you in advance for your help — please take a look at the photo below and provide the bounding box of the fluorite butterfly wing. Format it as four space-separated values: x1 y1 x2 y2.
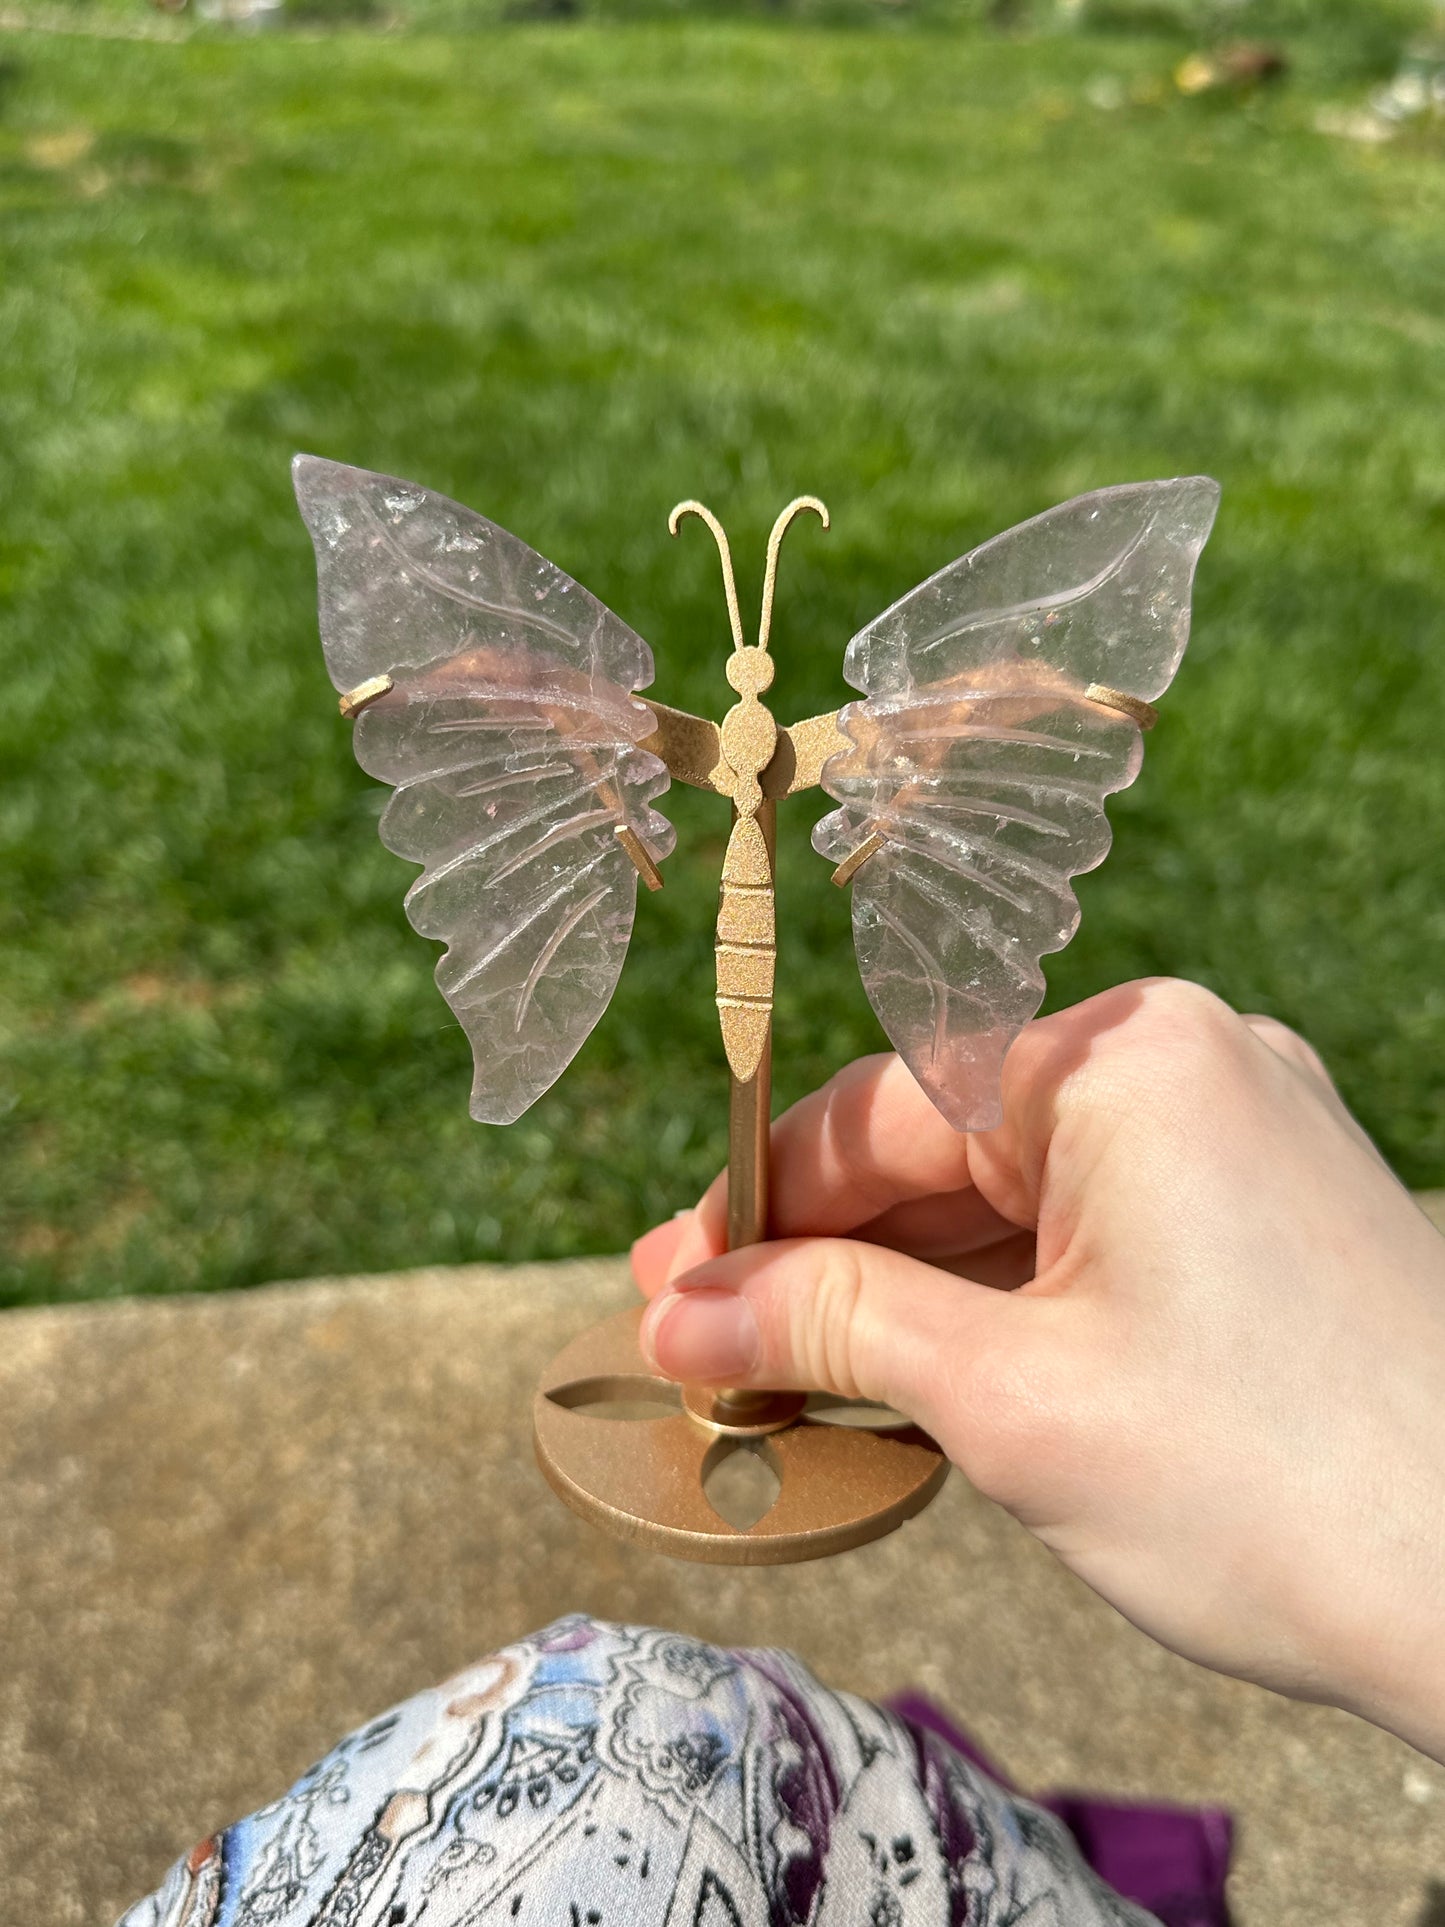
813 478 1220 1131
294 456 674 1126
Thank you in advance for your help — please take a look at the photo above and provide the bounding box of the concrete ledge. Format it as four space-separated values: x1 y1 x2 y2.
3 1224 1444 1925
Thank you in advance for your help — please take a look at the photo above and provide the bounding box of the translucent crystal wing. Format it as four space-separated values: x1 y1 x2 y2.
295 457 674 1125
814 478 1219 1131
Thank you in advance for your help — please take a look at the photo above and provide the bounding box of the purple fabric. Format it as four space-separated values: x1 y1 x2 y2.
886 1691 1234 1927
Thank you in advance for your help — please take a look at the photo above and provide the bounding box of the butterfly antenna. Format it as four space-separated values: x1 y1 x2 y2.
669 500 745 656
758 496 829 653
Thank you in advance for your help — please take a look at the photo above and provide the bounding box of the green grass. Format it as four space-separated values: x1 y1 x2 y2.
2 17 1445 1307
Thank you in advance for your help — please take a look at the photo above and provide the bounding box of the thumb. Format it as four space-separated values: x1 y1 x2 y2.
637 1236 1020 1448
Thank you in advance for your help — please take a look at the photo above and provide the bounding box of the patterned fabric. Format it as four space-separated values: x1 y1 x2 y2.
886 1697 1232 1927
119 1616 1164 1927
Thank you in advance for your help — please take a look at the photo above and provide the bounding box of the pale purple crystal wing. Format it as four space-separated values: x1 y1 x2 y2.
294 456 674 1125
814 478 1219 1132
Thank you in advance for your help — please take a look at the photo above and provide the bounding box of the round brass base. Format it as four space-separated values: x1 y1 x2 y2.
533 1307 950 1566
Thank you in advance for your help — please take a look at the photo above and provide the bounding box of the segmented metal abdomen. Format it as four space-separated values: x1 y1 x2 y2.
715 808 774 1083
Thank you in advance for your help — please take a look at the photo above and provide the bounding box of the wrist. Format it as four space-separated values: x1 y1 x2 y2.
1318 1462 1445 1762
1336 1601 1445 1766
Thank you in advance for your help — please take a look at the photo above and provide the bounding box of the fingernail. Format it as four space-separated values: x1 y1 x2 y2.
642 1287 759 1382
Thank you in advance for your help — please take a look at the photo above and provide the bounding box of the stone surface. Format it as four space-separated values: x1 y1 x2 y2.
3 1215 1445 1926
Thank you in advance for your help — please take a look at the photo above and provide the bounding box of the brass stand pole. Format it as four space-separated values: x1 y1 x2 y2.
727 1056 770 1252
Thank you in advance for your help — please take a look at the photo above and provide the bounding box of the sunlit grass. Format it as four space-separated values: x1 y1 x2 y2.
1 20 1443 1306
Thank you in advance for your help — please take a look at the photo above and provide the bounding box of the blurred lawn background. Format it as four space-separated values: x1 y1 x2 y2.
2 0 1444 1307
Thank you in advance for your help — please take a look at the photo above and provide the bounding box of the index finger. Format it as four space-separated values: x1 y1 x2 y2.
634 1052 1012 1294
769 1052 992 1233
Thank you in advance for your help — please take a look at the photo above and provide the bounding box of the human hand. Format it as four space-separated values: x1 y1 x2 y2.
632 979 1445 1761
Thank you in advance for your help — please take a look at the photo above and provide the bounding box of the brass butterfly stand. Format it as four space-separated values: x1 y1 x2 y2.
531 499 952 1565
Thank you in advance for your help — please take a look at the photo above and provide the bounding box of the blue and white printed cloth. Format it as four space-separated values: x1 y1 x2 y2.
118 1615 1168 1927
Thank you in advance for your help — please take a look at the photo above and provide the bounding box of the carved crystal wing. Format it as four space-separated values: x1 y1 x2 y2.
294 456 674 1125
813 477 1220 1131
